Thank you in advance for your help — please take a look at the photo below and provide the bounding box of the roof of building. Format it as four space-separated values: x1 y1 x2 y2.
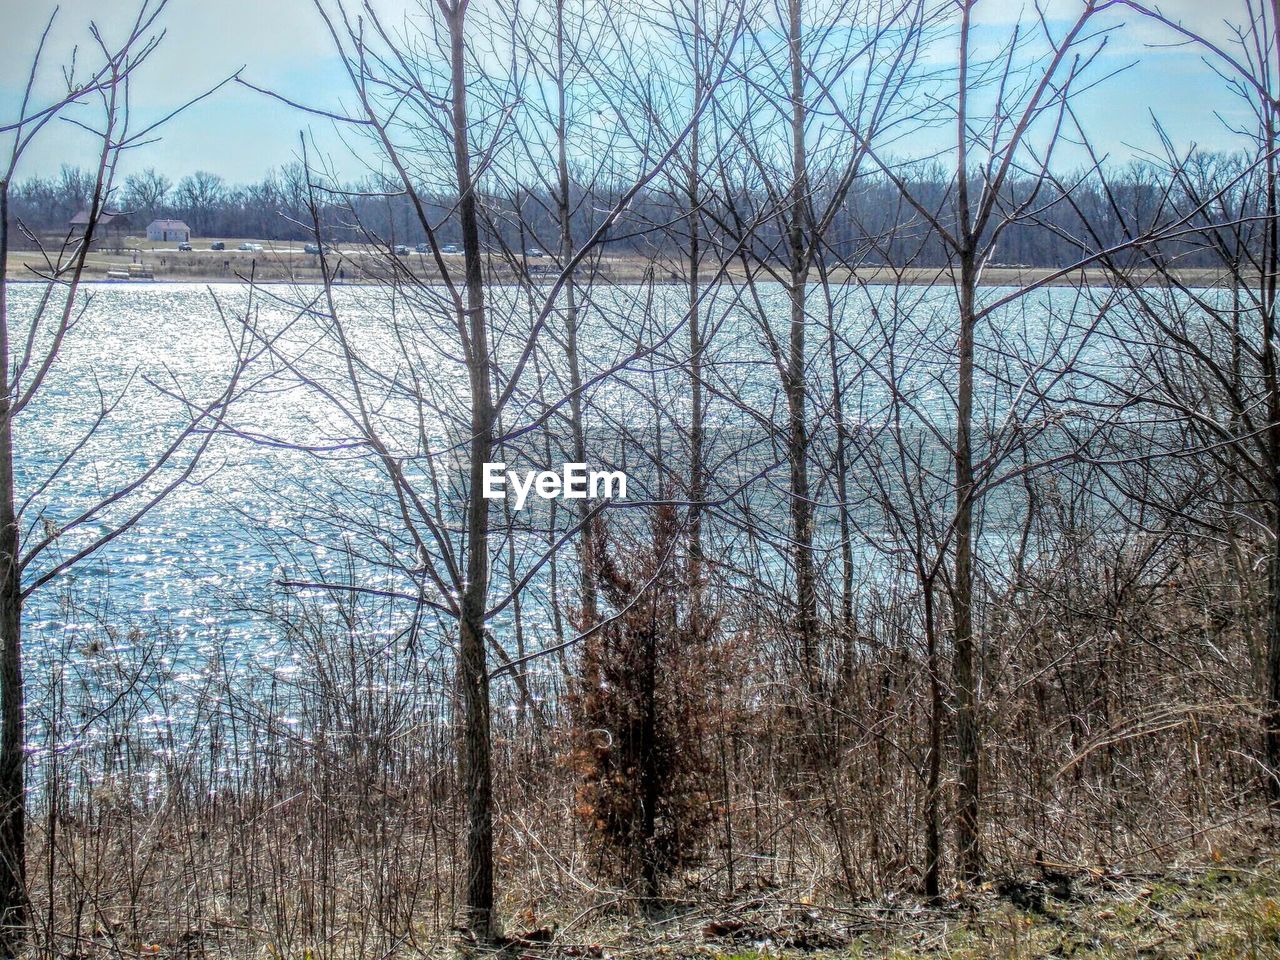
147 219 191 231
69 209 123 226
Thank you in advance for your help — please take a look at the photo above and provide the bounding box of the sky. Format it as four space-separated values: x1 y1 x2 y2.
0 0 1258 187
0 0 376 183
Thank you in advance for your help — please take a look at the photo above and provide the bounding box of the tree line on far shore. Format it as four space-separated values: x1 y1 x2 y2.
7 154 1250 270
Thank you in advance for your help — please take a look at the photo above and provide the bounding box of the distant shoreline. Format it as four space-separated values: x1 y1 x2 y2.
2 265 1238 288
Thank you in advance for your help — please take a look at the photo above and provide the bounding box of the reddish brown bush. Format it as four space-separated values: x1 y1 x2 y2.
568 504 727 897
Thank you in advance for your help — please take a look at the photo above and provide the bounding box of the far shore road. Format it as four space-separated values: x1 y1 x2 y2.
3 237 1235 288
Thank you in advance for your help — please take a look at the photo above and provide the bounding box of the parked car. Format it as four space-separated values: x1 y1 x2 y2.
394 244 409 256
238 242 263 252
209 241 225 251
441 243 460 254
177 241 192 252
415 242 430 253
304 243 322 254
526 247 545 258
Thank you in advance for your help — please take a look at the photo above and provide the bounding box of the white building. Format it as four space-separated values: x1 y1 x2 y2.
146 219 191 243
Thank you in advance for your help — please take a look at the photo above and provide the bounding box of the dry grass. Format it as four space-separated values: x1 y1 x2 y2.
530 858 1280 960
1 236 1241 287
893 867 1280 959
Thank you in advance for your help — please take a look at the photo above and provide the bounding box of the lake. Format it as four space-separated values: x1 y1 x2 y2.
4 277 1156 774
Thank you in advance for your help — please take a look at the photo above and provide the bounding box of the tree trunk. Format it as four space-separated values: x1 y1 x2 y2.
449 6 496 940
953 250 982 883
923 579 943 899
0 178 26 945
951 3 982 882
1265 509 1280 795
826 298 855 694
786 0 818 696
639 610 660 902
1263 93 1280 800
688 0 705 577
554 0 597 626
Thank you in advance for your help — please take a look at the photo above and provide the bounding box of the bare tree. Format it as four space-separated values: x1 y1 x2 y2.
174 170 226 235
835 0 1125 883
0 1 243 944
703 0 930 732
1082 0 1280 797
236 0 731 937
121 167 172 221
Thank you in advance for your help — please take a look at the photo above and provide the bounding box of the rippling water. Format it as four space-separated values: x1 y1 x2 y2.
5 277 1134 782
15 284 288 652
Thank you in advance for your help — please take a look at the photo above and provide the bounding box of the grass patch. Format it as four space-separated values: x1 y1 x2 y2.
701 861 1280 959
